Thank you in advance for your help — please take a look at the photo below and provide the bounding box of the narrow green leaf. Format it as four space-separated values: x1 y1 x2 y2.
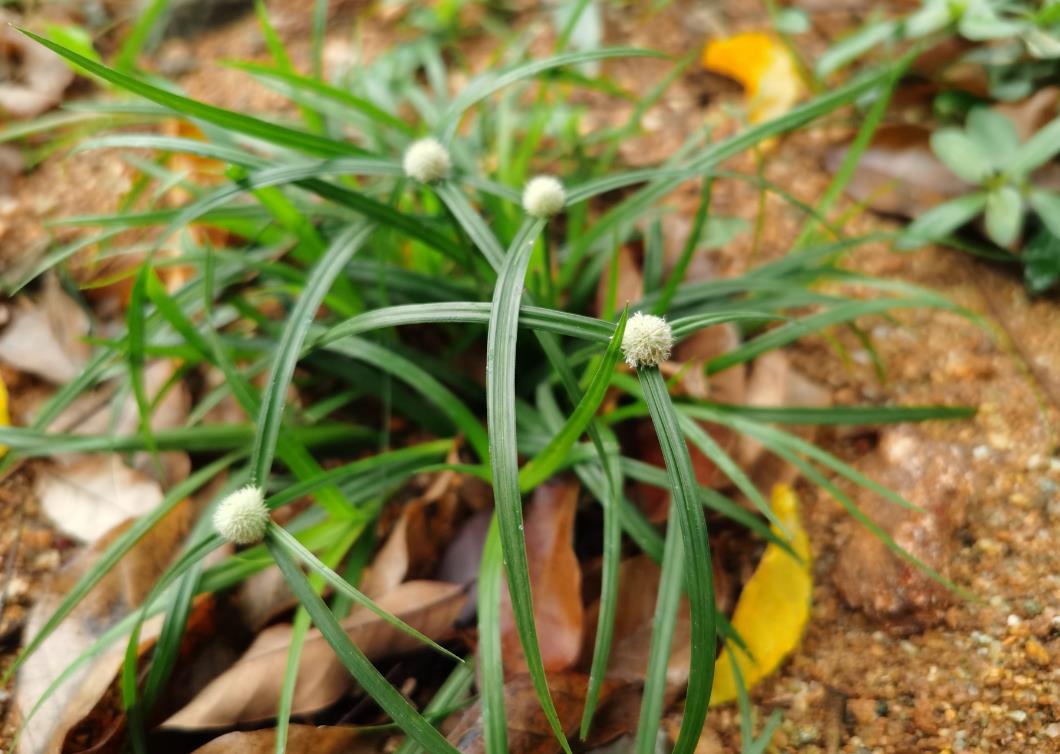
250 222 372 485
267 537 461 753
638 368 716 754
519 308 627 491
21 29 370 158
477 519 508 754
485 216 572 753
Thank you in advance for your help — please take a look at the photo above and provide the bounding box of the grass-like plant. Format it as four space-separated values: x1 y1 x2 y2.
0 7 975 754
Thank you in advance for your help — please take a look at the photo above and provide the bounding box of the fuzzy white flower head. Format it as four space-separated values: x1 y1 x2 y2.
213 485 269 545
522 175 566 218
621 312 673 368
403 137 451 183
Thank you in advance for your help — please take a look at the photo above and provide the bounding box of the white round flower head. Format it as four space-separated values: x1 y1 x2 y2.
213 485 269 545
621 312 674 368
522 175 566 218
403 137 451 183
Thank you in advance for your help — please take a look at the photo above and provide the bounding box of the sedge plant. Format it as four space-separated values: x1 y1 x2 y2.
0 7 977 754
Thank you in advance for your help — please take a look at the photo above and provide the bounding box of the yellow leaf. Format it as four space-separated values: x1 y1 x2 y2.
710 484 811 705
702 32 804 125
0 373 9 457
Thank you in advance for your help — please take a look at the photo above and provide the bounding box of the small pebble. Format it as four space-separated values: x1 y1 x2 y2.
1007 710 1027 723
1025 639 1050 667
1045 723 1060 738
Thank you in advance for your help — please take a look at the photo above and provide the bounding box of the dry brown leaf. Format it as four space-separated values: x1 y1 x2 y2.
164 580 467 728
0 17 75 119
594 244 644 318
191 725 379 754
233 565 298 633
35 455 165 543
605 555 691 688
359 508 412 599
0 274 89 384
14 500 195 754
499 479 583 674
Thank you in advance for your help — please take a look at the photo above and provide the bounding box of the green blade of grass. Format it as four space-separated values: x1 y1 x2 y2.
114 0 169 70
326 336 489 462
22 30 371 158
266 536 461 754
250 222 372 485
484 216 573 753
638 367 716 754
394 657 475 754
268 523 462 661
440 48 664 139
476 518 508 754
578 417 624 739
518 308 627 491
227 60 415 136
705 297 957 375
633 500 685 754
696 403 975 425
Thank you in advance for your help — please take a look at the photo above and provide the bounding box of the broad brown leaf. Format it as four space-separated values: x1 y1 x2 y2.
499 478 583 673
14 500 195 754
164 580 467 728
191 725 378 754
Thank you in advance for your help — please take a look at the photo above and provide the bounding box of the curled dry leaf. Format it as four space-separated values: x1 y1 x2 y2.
710 484 811 705
499 478 583 673
14 500 195 754
35 455 165 544
0 17 75 118
192 725 378 754
164 580 467 728
0 274 89 384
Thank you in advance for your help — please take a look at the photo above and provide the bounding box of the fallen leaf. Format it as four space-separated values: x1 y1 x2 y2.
448 673 615 754
0 16 75 118
603 555 691 688
702 31 804 126
499 478 584 673
14 500 195 754
191 725 378 754
35 455 165 544
710 484 811 705
164 580 467 728
595 243 644 318
736 351 830 494
0 274 89 384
